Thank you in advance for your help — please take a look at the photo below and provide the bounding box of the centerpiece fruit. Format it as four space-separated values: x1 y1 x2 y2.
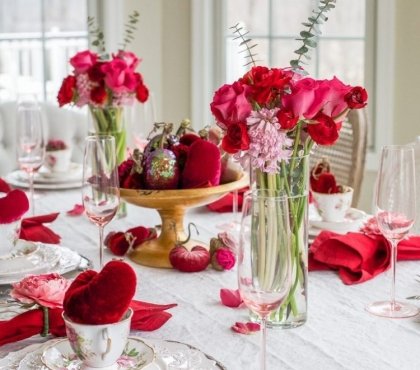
119 120 225 190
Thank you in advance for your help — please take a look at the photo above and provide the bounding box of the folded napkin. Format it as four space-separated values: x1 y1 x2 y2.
207 187 248 213
309 231 420 284
0 300 177 346
20 213 61 244
0 178 11 193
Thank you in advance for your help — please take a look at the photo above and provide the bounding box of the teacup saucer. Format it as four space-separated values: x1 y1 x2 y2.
41 337 155 370
37 163 82 182
309 208 369 233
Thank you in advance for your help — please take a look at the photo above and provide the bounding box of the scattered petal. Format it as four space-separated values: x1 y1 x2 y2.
220 288 243 307
67 204 84 216
231 321 260 334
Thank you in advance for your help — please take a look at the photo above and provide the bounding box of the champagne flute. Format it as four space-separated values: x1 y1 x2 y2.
82 136 120 269
239 190 292 369
16 99 45 216
366 145 418 318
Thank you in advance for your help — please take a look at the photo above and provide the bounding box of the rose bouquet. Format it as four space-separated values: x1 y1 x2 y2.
210 2 368 326
57 11 149 164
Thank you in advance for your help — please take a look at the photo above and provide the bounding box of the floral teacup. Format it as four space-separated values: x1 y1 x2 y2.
45 148 72 173
63 309 133 370
312 186 354 222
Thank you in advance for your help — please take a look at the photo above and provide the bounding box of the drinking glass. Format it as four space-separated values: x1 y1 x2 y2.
82 136 120 269
366 145 418 318
16 99 45 215
239 190 292 370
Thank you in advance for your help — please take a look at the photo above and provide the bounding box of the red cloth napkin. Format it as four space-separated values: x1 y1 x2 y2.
309 231 420 284
20 213 61 244
207 187 248 213
0 300 177 346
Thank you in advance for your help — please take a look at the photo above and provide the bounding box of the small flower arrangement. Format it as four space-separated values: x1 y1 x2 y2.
46 139 68 152
209 232 237 271
57 11 149 109
310 157 342 194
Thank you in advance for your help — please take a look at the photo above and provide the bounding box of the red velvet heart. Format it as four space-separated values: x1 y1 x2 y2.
63 261 137 324
182 140 221 188
169 246 210 272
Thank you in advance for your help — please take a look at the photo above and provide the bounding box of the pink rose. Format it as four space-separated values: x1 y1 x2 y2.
282 78 321 119
101 59 138 93
11 273 70 309
212 247 236 271
70 50 98 73
114 50 140 70
316 77 352 118
210 82 252 129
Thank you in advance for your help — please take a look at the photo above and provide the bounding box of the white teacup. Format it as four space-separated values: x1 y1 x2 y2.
312 186 354 222
45 148 72 172
63 309 133 370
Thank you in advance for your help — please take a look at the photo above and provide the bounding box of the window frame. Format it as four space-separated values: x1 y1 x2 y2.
191 0 395 171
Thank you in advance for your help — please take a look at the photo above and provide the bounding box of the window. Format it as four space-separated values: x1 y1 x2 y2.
192 0 394 170
0 0 89 102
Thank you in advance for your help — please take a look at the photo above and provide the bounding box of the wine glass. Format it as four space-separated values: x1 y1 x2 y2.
16 98 45 216
82 136 120 269
239 190 292 369
366 145 418 318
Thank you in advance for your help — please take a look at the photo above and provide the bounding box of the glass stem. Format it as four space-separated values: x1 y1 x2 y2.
260 315 267 370
99 225 105 269
29 170 35 216
390 239 398 310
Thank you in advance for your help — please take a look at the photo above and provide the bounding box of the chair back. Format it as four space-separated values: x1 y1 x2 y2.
309 108 368 207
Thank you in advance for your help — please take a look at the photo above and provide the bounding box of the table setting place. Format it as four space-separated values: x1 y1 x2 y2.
2 3 420 370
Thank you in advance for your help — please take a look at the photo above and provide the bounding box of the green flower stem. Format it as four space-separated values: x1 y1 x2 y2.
41 306 49 337
90 106 126 164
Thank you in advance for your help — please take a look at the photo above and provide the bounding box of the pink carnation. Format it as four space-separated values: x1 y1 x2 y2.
11 273 70 309
213 247 236 270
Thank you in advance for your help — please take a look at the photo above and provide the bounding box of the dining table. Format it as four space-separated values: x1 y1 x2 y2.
1 188 420 370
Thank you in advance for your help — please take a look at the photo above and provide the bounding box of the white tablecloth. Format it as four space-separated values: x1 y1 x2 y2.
2 189 420 370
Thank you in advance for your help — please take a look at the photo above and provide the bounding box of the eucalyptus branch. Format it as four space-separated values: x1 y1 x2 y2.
120 10 140 50
290 0 336 72
230 23 259 67
87 16 106 55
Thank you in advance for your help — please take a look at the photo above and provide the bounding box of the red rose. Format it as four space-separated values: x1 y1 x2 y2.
240 66 292 106
307 113 340 145
345 86 368 109
88 62 105 82
210 82 252 129
221 122 250 154
136 81 149 103
57 76 76 107
277 109 298 130
90 85 107 105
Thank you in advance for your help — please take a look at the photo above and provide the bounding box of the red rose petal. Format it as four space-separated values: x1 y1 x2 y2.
231 321 261 335
67 204 84 216
0 190 29 224
220 288 243 308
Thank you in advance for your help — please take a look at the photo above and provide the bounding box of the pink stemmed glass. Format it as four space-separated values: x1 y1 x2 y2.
82 136 120 269
239 190 292 369
366 145 418 318
16 100 45 216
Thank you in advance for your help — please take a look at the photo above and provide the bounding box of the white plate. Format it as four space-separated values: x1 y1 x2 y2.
37 163 82 182
5 171 82 190
42 337 156 370
0 245 85 286
0 241 61 278
309 207 369 233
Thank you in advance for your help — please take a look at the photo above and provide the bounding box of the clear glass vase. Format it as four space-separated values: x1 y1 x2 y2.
89 106 127 218
250 154 309 328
